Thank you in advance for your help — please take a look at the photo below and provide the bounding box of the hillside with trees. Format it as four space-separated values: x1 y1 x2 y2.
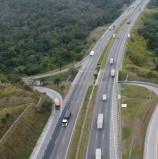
0 0 133 82
123 0 158 82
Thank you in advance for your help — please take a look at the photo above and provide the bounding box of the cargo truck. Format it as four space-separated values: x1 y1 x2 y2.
102 94 107 101
90 51 94 56
96 148 101 159
54 98 60 110
97 114 103 129
110 58 114 64
111 69 115 77
62 110 71 127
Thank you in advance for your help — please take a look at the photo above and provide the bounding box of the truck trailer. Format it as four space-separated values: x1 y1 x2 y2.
62 110 71 127
97 114 104 129
96 148 101 159
110 58 114 64
111 69 115 77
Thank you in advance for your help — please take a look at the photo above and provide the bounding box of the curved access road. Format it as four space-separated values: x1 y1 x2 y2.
120 81 158 159
30 87 62 159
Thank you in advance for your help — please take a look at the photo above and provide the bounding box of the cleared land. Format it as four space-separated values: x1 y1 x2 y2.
121 84 158 159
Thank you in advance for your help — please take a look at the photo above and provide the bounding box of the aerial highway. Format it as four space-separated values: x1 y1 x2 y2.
28 0 149 159
86 0 150 158
34 3 137 159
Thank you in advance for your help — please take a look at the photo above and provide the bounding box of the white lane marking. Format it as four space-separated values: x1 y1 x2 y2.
96 133 98 139
103 134 105 140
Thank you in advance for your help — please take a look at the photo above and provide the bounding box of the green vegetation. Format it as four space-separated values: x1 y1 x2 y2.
123 0 158 82
0 83 52 158
0 0 134 82
68 85 98 159
121 84 158 159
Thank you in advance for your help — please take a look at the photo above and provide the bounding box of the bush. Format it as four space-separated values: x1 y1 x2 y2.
1 117 6 123
40 97 53 112
6 113 10 118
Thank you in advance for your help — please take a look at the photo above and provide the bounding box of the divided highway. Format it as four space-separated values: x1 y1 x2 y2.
38 4 136 159
29 0 150 158
86 0 150 158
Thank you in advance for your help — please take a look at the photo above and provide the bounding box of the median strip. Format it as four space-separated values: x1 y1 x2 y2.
68 85 98 159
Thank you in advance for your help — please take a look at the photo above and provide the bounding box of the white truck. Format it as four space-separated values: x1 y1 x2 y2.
111 69 115 77
62 110 71 127
110 58 114 64
90 51 94 56
97 114 104 129
96 149 101 159
102 94 107 101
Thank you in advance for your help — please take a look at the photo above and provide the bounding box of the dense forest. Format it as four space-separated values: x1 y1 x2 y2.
0 0 133 82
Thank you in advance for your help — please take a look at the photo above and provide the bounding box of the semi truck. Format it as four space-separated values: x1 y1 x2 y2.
110 58 114 64
111 69 115 77
54 98 60 110
97 114 103 129
62 110 71 127
96 149 101 159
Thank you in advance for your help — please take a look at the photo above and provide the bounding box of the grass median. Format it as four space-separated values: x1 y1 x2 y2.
121 84 158 159
68 85 98 159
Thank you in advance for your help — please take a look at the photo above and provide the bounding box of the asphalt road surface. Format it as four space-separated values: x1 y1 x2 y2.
86 0 150 158
30 0 149 158
40 4 134 159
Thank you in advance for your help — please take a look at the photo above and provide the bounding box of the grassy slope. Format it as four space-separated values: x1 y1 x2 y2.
121 84 158 159
0 83 51 159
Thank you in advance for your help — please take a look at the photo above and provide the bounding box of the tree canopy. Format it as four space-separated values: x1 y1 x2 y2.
0 0 134 81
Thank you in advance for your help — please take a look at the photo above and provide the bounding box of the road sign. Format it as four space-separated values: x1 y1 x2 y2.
120 88 125 90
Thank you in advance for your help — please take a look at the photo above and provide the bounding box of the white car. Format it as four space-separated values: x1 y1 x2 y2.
103 94 107 101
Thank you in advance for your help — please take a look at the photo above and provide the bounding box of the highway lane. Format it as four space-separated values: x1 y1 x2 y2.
86 0 150 158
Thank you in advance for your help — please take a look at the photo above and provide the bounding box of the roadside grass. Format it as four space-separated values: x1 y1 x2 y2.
45 83 71 99
0 104 27 138
121 84 158 159
68 85 98 159
0 85 24 97
0 84 51 159
0 104 50 159
40 70 71 82
119 70 158 84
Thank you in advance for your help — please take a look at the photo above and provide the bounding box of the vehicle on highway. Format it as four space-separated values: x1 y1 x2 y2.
109 25 115 31
62 110 71 127
110 58 114 64
54 98 60 110
97 114 104 129
111 69 115 77
90 51 94 56
102 94 107 101
127 20 131 24
96 148 101 159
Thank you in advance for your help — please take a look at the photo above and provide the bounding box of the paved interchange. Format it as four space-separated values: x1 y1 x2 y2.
28 0 153 158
